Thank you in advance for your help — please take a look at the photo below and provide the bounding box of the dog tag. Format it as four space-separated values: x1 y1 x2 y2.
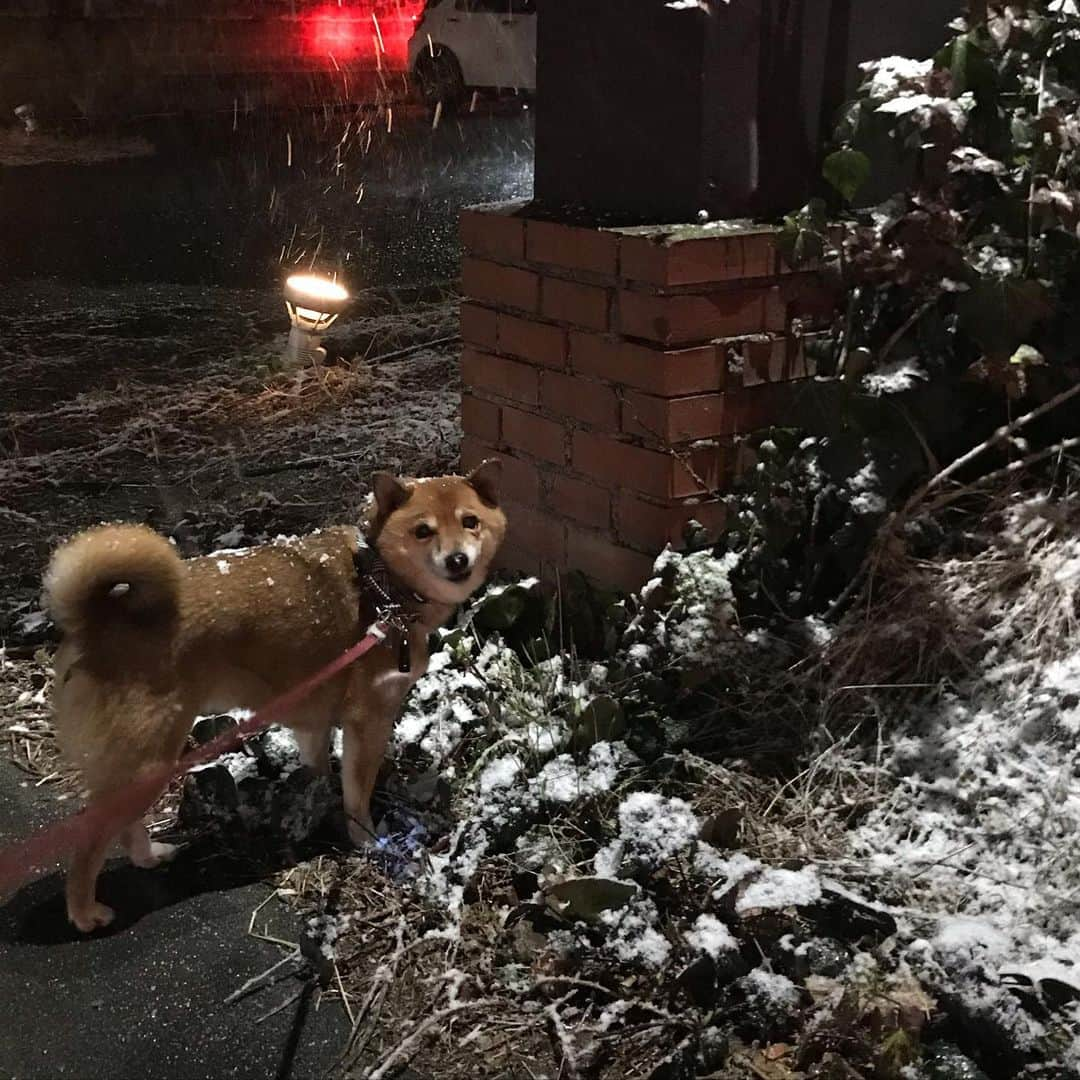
397 629 411 674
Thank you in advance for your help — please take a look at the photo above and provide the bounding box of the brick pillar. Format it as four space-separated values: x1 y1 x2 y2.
459 202 833 592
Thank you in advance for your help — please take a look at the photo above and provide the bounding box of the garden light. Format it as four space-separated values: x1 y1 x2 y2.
283 273 349 367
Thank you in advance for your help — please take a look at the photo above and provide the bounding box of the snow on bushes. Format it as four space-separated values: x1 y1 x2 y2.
166 486 1080 1076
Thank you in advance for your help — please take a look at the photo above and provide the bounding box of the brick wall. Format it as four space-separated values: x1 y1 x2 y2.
459 202 836 592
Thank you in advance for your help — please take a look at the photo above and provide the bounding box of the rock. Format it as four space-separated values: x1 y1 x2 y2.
805 888 897 944
1037 976 1080 1012
676 954 719 1008
178 763 239 830
696 1026 729 1072
717 969 804 1043
512 869 539 901
699 808 742 849
190 713 239 746
923 1045 989 1080
647 1032 697 1080
773 936 852 981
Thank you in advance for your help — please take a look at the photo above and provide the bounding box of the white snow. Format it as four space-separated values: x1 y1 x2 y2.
614 791 700 869
862 357 929 397
685 914 738 958
641 549 739 669
842 496 1080 1066
600 898 672 969
743 968 802 1010
531 742 633 804
859 56 932 99
477 754 524 795
736 867 823 913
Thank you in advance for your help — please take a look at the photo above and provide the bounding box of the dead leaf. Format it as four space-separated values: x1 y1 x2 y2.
544 877 637 923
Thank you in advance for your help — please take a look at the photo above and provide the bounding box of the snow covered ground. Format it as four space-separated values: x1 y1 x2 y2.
169 516 1080 1076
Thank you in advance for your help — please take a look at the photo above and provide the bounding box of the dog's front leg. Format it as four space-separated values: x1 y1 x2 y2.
341 671 412 847
66 829 119 933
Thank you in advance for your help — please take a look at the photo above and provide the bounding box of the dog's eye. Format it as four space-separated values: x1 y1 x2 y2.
414 523 435 540
462 514 480 530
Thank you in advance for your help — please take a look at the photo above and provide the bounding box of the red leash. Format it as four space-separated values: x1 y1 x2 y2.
0 623 389 898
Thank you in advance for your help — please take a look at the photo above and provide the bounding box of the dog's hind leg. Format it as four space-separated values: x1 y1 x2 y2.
121 821 178 869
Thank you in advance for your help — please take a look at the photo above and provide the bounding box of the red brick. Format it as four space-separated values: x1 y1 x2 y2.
619 227 779 286
566 526 657 593
542 372 619 430
546 474 611 530
460 303 497 350
497 314 567 369
526 220 619 276
569 333 725 397
730 335 790 387
461 348 539 406
495 545 543 578
572 431 723 499
502 406 567 464
684 441 732 494
461 394 500 444
572 431 673 497
616 491 728 552
622 383 798 442
541 278 610 331
460 207 526 262
462 257 539 313
616 285 783 346
460 438 539 504
503 499 567 564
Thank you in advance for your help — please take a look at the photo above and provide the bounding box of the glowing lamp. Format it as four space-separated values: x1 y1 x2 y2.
283 273 349 367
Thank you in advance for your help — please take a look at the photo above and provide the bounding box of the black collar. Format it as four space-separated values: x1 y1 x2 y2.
352 540 428 611
353 537 427 673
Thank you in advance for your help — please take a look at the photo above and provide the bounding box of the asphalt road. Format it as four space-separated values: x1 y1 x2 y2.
0 755 352 1080
0 103 534 288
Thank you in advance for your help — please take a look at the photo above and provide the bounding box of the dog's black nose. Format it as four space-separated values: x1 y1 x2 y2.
445 552 470 576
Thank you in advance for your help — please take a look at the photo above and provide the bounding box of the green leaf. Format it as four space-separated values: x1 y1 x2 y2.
570 695 626 752
823 148 872 203
545 877 637 922
472 579 545 634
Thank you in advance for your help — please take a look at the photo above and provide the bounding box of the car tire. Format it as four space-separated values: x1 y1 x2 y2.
413 48 465 109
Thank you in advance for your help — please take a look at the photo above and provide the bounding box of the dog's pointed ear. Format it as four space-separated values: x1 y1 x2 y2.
466 458 502 508
372 472 412 516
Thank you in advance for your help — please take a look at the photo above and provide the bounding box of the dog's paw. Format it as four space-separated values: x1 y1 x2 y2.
69 902 115 933
132 841 179 869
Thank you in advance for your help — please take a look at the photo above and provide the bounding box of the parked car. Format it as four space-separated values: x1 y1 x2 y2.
407 0 536 105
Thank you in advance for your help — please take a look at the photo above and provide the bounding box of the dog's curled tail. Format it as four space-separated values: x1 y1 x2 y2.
44 524 183 638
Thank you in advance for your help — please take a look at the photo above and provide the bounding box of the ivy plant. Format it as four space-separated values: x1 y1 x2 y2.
782 1 1080 401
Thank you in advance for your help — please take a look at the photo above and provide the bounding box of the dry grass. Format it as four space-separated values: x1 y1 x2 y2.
824 479 1080 715
0 649 75 794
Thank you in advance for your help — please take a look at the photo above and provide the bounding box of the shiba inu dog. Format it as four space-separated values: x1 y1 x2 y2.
43 461 505 932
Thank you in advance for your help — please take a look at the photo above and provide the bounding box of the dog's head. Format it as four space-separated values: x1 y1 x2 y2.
368 459 507 606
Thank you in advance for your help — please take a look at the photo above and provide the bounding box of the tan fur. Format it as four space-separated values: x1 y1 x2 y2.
45 463 505 932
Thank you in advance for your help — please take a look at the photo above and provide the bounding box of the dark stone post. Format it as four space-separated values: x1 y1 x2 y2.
532 0 817 225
